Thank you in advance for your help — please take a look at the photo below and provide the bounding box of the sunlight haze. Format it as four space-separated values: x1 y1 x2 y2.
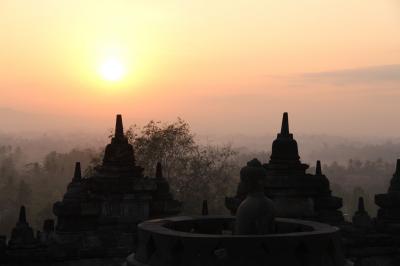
0 0 399 136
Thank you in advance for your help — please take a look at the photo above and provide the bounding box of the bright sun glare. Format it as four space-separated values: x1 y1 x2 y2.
99 57 126 81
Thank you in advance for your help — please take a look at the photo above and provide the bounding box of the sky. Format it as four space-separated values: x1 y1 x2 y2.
0 0 399 137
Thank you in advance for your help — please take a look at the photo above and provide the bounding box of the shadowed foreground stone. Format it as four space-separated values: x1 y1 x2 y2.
126 216 345 266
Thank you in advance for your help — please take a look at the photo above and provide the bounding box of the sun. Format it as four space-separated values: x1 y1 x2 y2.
99 57 126 81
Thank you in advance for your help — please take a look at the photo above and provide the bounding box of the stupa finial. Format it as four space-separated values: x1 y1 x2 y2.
73 162 82 181
19 206 26 224
115 114 124 139
395 159 400 175
156 162 163 178
358 197 365 212
202 200 209 216
280 112 289 136
316 160 322 175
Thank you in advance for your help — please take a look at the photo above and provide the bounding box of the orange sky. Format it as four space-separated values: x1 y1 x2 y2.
0 1 399 136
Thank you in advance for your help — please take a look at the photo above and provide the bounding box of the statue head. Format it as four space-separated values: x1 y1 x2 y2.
240 159 266 193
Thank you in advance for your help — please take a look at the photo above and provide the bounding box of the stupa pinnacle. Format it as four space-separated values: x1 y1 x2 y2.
18 206 26 224
280 112 290 136
115 114 124 140
72 162 81 182
270 112 300 163
316 160 322 176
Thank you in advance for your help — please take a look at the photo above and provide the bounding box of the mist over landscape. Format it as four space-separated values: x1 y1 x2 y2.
1 110 400 237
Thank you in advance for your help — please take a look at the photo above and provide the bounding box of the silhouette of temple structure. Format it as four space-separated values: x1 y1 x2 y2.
52 114 182 257
226 113 344 225
375 159 400 235
5 206 47 262
352 197 373 231
8 206 38 249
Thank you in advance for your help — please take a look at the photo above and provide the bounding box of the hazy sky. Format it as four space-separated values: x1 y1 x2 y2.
0 1 399 136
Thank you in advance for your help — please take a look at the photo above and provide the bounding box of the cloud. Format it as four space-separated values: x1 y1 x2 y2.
302 64 400 85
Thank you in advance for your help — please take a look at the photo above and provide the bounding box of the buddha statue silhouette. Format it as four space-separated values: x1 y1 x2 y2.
235 159 276 235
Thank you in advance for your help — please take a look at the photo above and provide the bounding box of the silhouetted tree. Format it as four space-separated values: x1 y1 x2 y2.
126 119 239 214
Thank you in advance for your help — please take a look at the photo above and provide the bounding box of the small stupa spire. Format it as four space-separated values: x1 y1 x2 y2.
115 114 124 139
280 112 290 136
395 159 400 175
73 162 82 181
156 162 163 178
357 197 365 213
316 160 322 175
202 200 209 216
19 206 27 224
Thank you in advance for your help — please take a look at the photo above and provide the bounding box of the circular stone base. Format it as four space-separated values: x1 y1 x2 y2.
127 216 345 266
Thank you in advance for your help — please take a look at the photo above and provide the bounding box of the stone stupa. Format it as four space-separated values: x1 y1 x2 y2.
53 114 182 257
226 113 343 225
